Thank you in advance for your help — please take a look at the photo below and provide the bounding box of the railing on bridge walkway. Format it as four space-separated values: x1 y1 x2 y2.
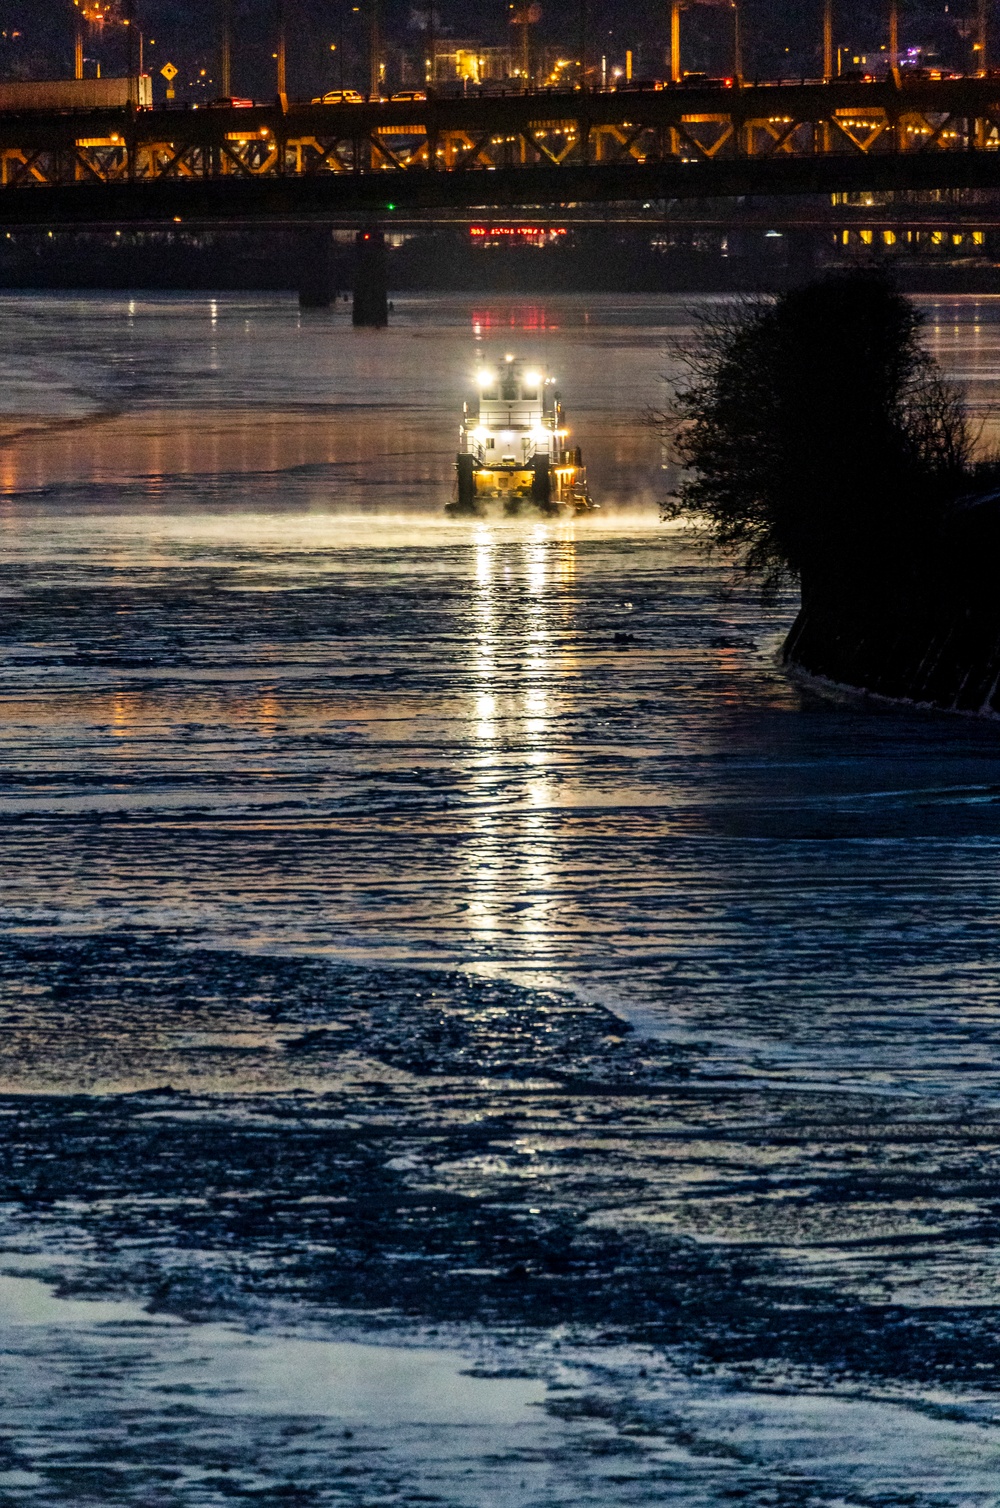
1 77 1000 218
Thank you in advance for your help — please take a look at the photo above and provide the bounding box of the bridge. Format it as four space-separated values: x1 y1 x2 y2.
1 76 1000 224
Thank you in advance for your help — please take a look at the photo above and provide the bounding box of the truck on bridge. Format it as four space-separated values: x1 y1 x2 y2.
0 77 152 112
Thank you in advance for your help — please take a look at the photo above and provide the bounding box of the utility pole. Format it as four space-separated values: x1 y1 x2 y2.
978 0 988 72
670 0 681 82
426 0 436 88
220 0 232 97
124 0 137 102
74 3 84 79
823 0 833 81
888 0 899 76
732 0 742 81
277 0 287 97
370 0 381 96
579 0 587 88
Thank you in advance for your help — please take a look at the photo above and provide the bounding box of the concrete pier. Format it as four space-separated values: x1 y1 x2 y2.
352 229 388 327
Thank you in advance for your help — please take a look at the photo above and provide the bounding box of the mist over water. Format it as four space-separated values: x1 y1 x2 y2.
3 292 1000 1505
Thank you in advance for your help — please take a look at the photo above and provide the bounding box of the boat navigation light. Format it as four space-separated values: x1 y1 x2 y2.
504 353 515 362
524 371 541 388
476 368 494 387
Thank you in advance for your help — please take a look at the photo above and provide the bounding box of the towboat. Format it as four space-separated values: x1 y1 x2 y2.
447 355 596 517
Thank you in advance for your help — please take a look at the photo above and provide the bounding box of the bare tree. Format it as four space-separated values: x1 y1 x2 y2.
659 273 983 605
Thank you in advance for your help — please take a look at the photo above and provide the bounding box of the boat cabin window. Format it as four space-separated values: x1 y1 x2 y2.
520 379 538 399
501 372 518 400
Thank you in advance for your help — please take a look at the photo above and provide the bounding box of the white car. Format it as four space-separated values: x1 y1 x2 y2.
311 89 365 104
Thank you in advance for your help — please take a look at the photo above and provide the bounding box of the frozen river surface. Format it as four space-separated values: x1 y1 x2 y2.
2 292 1000 1505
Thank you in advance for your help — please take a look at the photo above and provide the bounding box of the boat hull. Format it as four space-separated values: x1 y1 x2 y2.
445 494 597 519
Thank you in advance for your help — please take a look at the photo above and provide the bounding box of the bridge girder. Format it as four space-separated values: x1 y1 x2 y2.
0 79 998 221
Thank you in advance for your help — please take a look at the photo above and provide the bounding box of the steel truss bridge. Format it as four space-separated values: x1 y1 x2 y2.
4 77 1000 223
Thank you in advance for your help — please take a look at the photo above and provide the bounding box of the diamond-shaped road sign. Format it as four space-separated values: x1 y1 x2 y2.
160 62 178 81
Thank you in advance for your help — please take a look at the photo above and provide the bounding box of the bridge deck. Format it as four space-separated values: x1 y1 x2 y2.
0 78 998 222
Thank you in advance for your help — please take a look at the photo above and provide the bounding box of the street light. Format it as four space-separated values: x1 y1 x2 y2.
579 0 587 88
71 0 85 78
123 0 137 103
276 0 287 97
220 0 232 97
370 0 381 97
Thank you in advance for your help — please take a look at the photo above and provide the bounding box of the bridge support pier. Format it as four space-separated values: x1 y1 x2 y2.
352 229 388 327
297 227 334 308
785 229 818 288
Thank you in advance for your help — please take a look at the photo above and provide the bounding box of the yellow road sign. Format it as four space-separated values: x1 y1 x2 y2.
160 62 178 81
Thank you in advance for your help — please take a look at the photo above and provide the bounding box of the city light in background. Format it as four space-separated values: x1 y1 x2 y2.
0 0 993 102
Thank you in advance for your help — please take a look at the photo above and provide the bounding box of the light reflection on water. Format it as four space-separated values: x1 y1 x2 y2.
6 293 1000 1505
0 294 999 1104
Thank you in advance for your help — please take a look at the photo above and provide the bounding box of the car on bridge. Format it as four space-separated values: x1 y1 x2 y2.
311 89 366 105
669 72 735 88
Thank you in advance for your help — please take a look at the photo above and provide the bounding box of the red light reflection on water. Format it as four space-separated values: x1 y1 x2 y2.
470 306 561 332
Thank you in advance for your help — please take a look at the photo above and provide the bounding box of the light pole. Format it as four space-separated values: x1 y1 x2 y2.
888 0 899 76
370 0 381 96
732 0 742 81
823 0 833 81
276 0 287 97
670 0 681 82
220 0 232 97
579 0 587 88
977 0 988 72
123 0 137 101
426 1 436 89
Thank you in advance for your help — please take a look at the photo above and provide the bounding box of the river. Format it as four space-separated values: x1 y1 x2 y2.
2 290 1000 1506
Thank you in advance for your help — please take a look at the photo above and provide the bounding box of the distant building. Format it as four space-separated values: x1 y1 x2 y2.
428 41 514 84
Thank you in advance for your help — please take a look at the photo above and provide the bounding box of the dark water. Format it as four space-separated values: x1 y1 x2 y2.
2 292 1000 1505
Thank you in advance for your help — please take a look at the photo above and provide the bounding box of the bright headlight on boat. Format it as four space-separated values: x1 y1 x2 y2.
530 427 550 444
524 371 541 388
476 368 494 387
471 426 489 441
